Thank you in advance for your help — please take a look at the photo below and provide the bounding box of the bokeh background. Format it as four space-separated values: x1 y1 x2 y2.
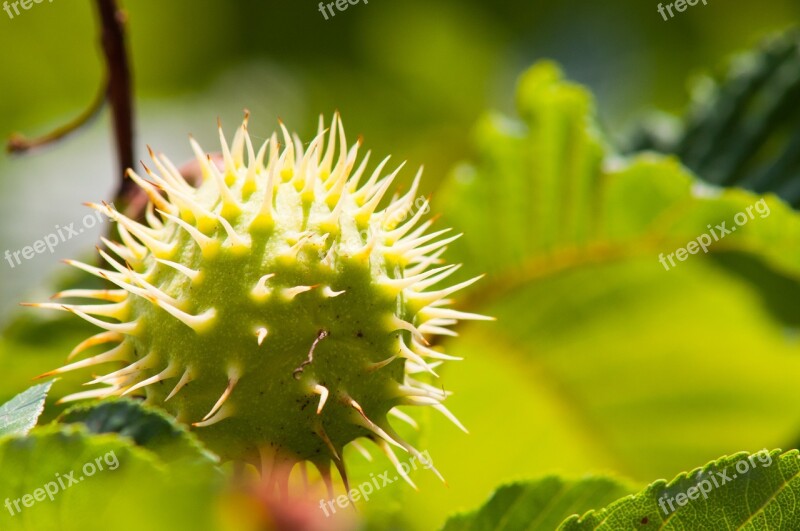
2 1 800 529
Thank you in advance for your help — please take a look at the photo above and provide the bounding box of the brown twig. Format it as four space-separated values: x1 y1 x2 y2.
5 0 135 211
96 0 135 208
6 84 107 154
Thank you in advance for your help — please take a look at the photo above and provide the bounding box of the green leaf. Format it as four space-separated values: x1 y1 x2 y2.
0 274 105 425
626 30 800 206
442 476 633 531
440 61 800 286
399 61 800 529
0 381 53 438
559 449 797 530
0 424 221 531
434 60 800 476
58 398 219 467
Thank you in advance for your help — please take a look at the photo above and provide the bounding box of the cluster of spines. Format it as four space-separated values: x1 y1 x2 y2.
28 112 492 492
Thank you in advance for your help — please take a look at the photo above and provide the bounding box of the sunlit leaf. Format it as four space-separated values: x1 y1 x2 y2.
442 476 633 531
559 449 797 530
0 425 221 531
402 61 800 529
0 381 53 438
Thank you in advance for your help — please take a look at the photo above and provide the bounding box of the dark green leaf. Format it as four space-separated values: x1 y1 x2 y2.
625 30 800 206
58 398 218 467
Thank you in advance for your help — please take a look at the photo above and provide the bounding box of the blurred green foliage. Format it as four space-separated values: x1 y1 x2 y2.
2 1 800 530
1 0 799 316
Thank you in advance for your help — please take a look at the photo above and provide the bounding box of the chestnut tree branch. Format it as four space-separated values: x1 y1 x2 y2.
96 0 135 208
6 0 135 211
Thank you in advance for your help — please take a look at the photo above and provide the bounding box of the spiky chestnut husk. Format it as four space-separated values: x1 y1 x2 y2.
32 113 491 487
